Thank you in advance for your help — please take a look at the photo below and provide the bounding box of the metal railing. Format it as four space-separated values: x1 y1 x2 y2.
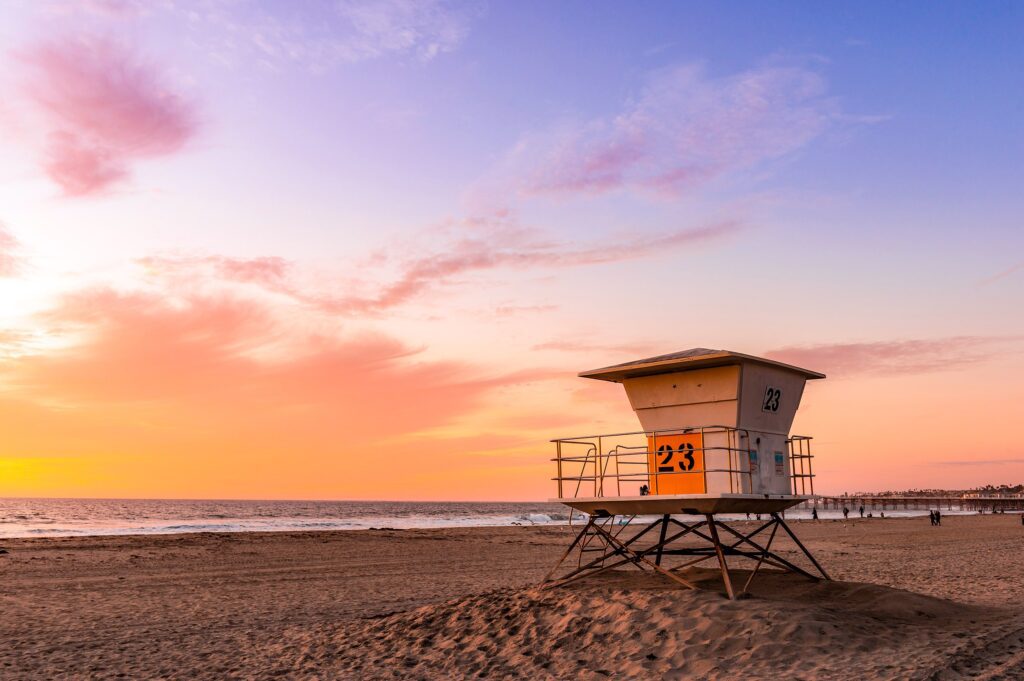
788 435 815 496
551 425 815 500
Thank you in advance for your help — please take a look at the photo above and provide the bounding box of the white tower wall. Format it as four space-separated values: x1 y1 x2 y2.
616 361 811 497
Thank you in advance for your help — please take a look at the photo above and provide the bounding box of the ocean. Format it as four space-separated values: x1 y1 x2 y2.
0 498 576 539
1 498 991 539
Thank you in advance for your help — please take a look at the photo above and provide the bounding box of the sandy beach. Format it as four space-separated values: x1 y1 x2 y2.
2 514 1023 679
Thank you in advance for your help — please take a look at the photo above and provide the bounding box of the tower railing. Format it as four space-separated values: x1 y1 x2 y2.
787 435 815 496
552 425 815 500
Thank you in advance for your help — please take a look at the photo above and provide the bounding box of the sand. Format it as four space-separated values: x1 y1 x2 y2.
1 514 1023 679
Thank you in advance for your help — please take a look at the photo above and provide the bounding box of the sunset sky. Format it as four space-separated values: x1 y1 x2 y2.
0 1 1022 500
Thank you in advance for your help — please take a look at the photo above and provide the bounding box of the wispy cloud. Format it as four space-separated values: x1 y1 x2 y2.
933 458 1024 466
336 220 741 314
138 254 291 289
766 336 1023 378
492 304 558 317
506 62 837 199
0 223 24 277
531 340 659 356
178 0 478 71
76 0 143 18
17 36 198 196
139 219 741 315
33 0 479 71
981 262 1024 285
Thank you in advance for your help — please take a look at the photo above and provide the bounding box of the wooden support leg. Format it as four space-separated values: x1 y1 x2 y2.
666 518 771 573
714 519 820 582
706 514 735 600
773 513 831 580
542 515 666 589
544 513 830 595
654 514 670 566
587 521 699 591
540 517 595 585
741 521 779 594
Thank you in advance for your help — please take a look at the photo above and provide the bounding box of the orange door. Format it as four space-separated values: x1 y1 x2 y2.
646 432 706 495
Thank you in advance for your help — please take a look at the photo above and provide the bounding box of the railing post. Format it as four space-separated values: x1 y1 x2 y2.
727 428 735 494
802 439 807 495
701 427 708 494
556 441 563 499
808 438 814 496
651 431 657 495
610 444 618 497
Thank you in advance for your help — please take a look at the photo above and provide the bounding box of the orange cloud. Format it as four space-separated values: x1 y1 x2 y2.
18 36 197 196
4 289 503 431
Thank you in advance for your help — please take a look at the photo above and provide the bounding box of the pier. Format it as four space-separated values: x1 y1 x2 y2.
804 496 1024 513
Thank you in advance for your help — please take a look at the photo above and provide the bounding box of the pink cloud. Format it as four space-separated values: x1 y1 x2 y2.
138 220 740 315
518 63 835 198
765 337 1023 378
0 223 23 277
19 37 197 196
327 220 741 314
139 255 290 289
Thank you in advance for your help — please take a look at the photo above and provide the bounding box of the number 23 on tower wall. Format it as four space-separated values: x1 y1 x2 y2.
762 386 782 413
646 432 706 495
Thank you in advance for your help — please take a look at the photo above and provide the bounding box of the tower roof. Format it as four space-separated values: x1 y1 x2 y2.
579 348 826 382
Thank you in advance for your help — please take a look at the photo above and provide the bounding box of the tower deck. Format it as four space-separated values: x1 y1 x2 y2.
553 493 810 516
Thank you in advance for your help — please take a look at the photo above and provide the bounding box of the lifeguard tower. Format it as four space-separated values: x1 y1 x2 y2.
543 348 829 599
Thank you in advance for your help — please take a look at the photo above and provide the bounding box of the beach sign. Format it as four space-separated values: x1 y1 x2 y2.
646 432 705 494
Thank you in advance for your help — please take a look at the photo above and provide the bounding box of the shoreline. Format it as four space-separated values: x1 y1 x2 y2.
3 505 1017 541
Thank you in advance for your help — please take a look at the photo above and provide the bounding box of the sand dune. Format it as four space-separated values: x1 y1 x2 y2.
261 569 1023 680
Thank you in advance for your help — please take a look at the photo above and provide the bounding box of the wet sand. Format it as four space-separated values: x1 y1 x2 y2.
1 514 1023 679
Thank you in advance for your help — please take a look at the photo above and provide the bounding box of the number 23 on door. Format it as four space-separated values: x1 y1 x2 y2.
645 433 706 495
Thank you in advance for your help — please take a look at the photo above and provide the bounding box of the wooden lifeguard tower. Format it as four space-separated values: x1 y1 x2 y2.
542 348 830 599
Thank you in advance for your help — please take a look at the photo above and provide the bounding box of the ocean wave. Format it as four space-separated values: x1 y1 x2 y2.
0 501 575 539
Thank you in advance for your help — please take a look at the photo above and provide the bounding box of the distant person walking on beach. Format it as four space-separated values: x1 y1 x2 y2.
859 505 865 518
934 510 941 526
929 510 936 526
843 507 849 519
812 508 819 520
